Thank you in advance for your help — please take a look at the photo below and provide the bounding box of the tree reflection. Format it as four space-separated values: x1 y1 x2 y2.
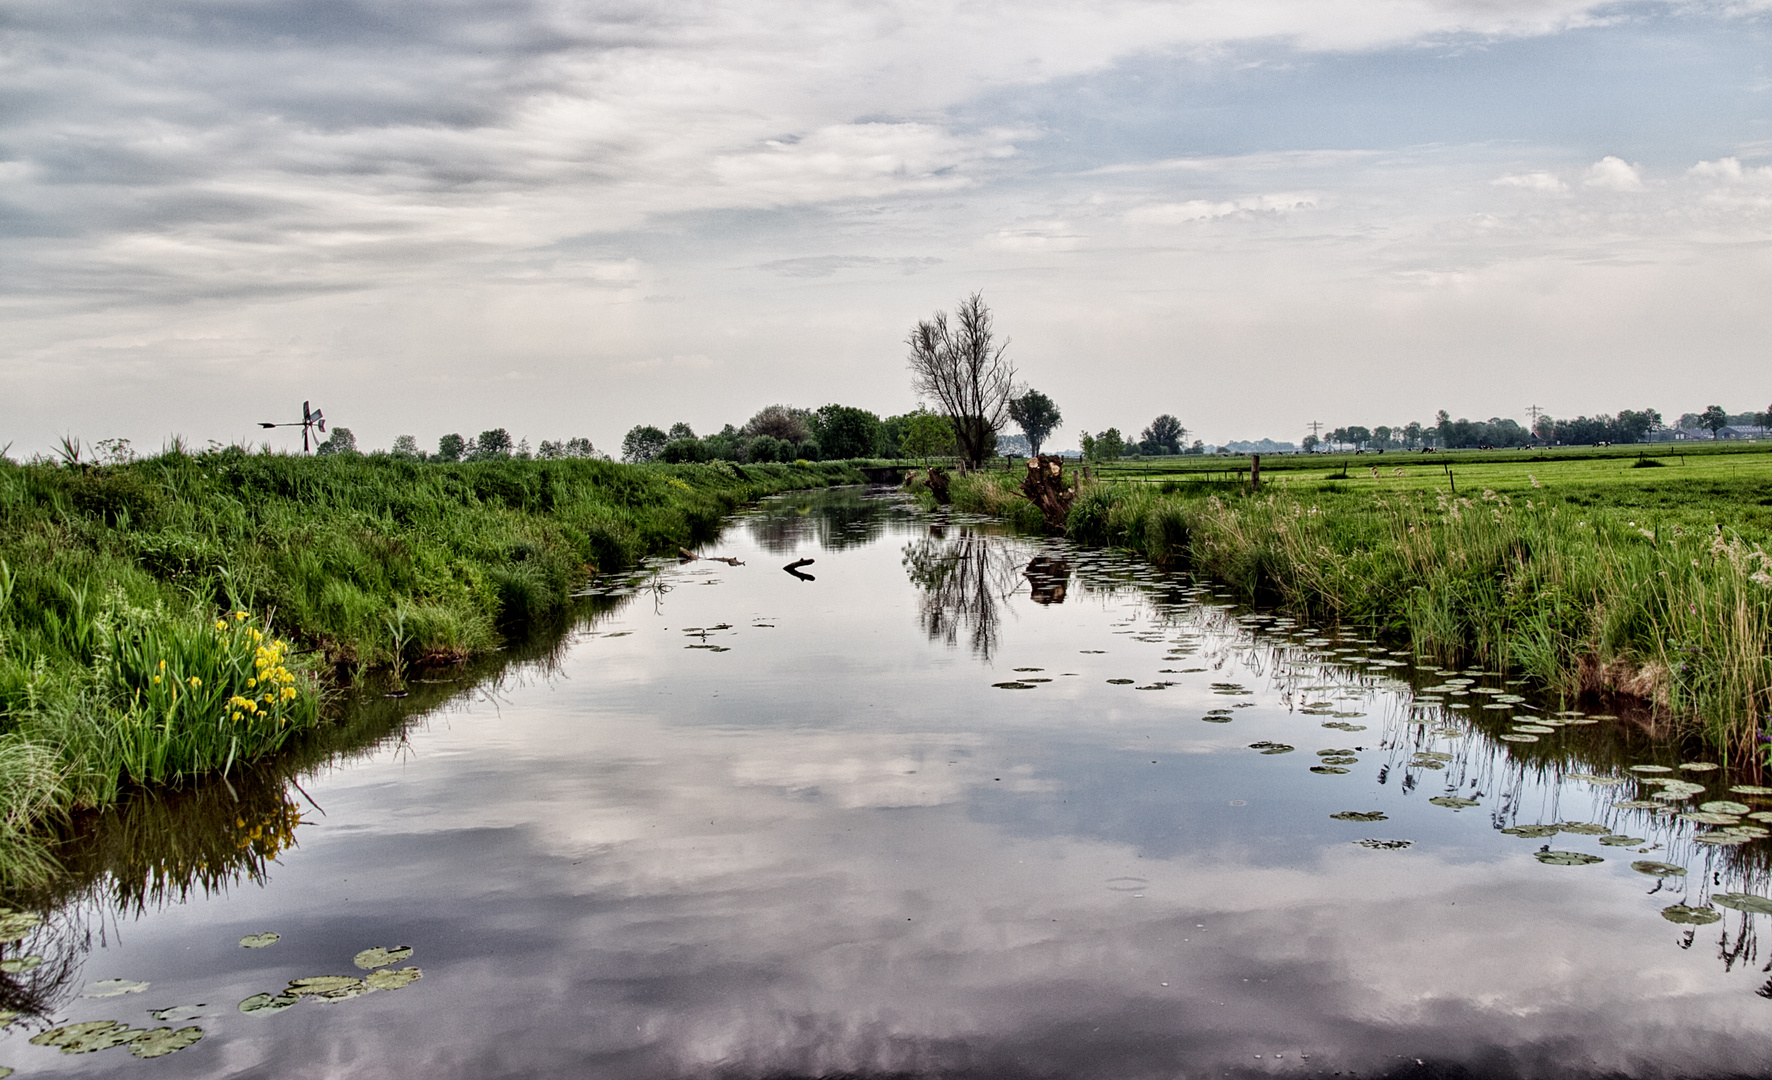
903 527 1021 659
1023 555 1072 605
744 487 896 555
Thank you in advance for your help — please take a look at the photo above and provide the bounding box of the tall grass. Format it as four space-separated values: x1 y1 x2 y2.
0 449 859 888
950 470 1772 757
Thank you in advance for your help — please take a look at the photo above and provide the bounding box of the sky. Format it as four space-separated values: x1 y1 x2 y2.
3 0 1771 456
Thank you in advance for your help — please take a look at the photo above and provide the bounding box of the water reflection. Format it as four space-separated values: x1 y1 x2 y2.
902 524 1021 659
11 488 1772 1077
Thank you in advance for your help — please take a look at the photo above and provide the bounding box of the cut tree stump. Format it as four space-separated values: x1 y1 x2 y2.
1020 454 1078 530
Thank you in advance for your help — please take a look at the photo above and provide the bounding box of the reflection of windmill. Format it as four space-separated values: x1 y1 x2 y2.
258 401 327 452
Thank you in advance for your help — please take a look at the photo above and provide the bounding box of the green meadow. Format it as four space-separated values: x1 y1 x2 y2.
947 443 1772 759
0 449 860 886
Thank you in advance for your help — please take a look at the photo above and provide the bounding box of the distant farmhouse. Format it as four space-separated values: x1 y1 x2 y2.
1224 438 1299 454
1653 425 1770 441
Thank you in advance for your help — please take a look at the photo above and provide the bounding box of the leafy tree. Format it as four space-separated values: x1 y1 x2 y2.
470 428 513 460
622 425 669 463
1008 390 1062 456
436 433 466 462
1301 434 1319 453
1138 413 1183 455
906 292 1017 468
812 404 884 459
1078 431 1096 459
1762 404 1772 429
315 427 357 456
743 405 810 444
660 437 710 463
1372 425 1392 449
900 410 958 463
1701 404 1729 436
668 422 696 442
391 435 422 459
1095 427 1125 462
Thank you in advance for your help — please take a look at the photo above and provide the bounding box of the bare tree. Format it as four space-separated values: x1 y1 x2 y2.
907 292 1017 469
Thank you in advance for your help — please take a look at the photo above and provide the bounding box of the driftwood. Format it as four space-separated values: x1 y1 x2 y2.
1019 454 1078 529
783 557 815 582
679 547 745 566
925 467 951 505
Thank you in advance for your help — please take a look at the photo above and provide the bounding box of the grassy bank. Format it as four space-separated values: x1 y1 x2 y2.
948 460 1772 759
0 450 860 885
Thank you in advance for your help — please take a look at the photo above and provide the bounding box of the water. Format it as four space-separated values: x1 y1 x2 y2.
6 487 1772 1078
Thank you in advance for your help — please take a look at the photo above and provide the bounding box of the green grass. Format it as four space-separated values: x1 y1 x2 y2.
948 449 1772 760
0 449 860 888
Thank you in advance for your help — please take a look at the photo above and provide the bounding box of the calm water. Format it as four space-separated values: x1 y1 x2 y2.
6 487 1772 1079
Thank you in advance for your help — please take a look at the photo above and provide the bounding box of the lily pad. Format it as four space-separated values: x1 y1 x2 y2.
1679 762 1720 772
1322 722 1367 731
1414 752 1453 763
1106 679 1134 685
0 910 40 943
131 1026 204 1058
1536 850 1603 866
1748 811 1772 823
992 682 1035 690
1612 799 1664 810
1248 741 1295 755
1682 812 1743 826
366 966 423 990
1631 860 1687 878
1310 766 1350 775
1726 824 1771 838
1330 811 1388 822
1730 785 1772 796
289 975 368 998
1646 779 1706 797
1570 774 1626 786
1502 825 1561 838
1409 758 1447 770
1559 822 1612 835
353 946 414 970
1599 835 1645 846
1320 755 1358 765
1701 801 1752 815
0 955 42 974
1711 892 1772 914
1661 904 1722 925
1498 733 1539 743
239 932 280 949
83 978 150 998
149 1005 205 1022
31 1020 140 1054
1428 796 1479 809
1353 838 1413 850
1629 764 1673 774
1200 715 1234 723
238 992 301 1015
1511 723 1555 734
1693 833 1754 846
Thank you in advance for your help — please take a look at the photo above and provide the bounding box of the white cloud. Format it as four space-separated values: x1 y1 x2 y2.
1582 155 1643 191
1689 156 1772 183
1124 193 1317 224
1490 171 1568 194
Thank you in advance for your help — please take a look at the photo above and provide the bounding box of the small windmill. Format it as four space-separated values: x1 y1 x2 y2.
259 401 327 452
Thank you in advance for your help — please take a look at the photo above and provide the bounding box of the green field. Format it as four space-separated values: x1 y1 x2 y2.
946 444 1772 760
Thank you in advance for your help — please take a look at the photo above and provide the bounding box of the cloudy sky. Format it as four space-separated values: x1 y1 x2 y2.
4 0 1770 455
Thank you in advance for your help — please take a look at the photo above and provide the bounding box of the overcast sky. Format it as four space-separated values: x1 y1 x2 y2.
4 0 1771 455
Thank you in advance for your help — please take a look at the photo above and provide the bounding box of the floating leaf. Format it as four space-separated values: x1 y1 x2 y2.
1612 799 1664 810
1711 892 1772 914
1629 765 1673 774
83 979 149 998
1749 811 1772 823
1536 850 1603 866
131 1026 204 1059
992 682 1035 690
1502 825 1561 838
1414 752 1453 763
1330 811 1388 822
238 992 300 1015
1726 824 1771 838
1631 860 1687 878
1730 785 1772 796
1693 833 1753 846
0 956 41 974
1317 749 1355 756
1701 801 1752 815
1320 755 1358 765
353 946 413 970
1409 757 1447 770
1200 715 1233 723
1310 766 1350 775
31 1020 140 1054
366 967 423 991
1661 905 1721 925
1498 733 1538 743
289 976 367 998
1559 822 1612 835
1511 724 1555 733
1571 775 1626 787
1679 762 1720 772
1682 812 1743 826
149 1005 205 1022
239 932 280 949
1012 667 1043 672
1106 679 1134 685
1428 796 1479 809
1599 835 1644 846
0 910 40 944
1353 838 1413 850
1248 741 1294 755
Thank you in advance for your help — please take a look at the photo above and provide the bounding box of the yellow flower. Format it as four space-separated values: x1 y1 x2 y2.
247 678 257 688
215 620 228 631
235 611 249 621
152 675 161 685
262 694 272 704
188 676 201 688
158 659 166 670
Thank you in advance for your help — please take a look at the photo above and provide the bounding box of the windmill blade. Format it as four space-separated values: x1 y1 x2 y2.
259 422 277 428
318 418 327 433
303 400 312 424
